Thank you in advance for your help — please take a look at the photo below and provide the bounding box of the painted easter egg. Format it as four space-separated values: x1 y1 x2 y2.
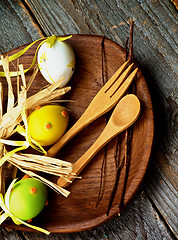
37 36 75 86
8 178 48 221
28 105 69 146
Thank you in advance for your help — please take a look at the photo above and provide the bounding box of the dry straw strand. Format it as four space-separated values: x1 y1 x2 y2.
0 55 73 196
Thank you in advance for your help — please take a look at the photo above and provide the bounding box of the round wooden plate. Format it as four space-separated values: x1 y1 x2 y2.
1 35 154 233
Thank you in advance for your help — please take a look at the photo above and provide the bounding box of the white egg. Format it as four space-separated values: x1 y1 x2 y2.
37 39 75 87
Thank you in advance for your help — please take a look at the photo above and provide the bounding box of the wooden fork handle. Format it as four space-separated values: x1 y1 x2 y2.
47 107 95 157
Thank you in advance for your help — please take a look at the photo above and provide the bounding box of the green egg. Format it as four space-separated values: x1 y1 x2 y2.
8 178 48 221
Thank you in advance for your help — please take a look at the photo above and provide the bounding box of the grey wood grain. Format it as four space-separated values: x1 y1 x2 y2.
0 0 177 239
23 0 178 237
0 0 42 54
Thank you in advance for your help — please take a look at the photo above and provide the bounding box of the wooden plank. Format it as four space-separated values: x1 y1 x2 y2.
0 227 23 240
0 0 42 54
145 150 178 236
23 0 178 237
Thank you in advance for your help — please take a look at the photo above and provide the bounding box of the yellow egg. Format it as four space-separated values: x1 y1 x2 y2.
28 105 69 146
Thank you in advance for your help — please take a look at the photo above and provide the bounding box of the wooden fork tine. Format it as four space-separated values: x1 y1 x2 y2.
111 68 138 100
105 63 134 96
100 60 129 93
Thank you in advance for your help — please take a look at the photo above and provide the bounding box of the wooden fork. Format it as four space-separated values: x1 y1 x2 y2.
47 61 138 158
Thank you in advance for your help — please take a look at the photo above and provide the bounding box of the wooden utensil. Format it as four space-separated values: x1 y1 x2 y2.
47 61 138 157
57 94 141 187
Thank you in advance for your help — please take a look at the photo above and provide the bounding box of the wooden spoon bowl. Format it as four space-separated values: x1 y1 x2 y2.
111 94 140 128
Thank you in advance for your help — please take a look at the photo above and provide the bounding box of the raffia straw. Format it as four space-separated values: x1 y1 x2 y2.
0 145 5 195
16 58 20 100
1 56 14 112
0 83 5 194
19 153 72 167
0 59 16 185
0 56 26 134
0 88 27 138
18 64 27 88
0 82 3 121
26 64 39 91
31 88 71 107
0 133 5 193
25 78 70 110
8 160 70 197
9 153 74 177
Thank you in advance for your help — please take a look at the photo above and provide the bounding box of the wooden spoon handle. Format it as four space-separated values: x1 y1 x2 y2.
57 124 120 187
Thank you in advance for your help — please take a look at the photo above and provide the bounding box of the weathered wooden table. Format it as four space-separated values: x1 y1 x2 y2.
0 0 177 239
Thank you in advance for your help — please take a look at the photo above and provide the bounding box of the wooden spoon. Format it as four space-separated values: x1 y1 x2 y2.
57 94 141 187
